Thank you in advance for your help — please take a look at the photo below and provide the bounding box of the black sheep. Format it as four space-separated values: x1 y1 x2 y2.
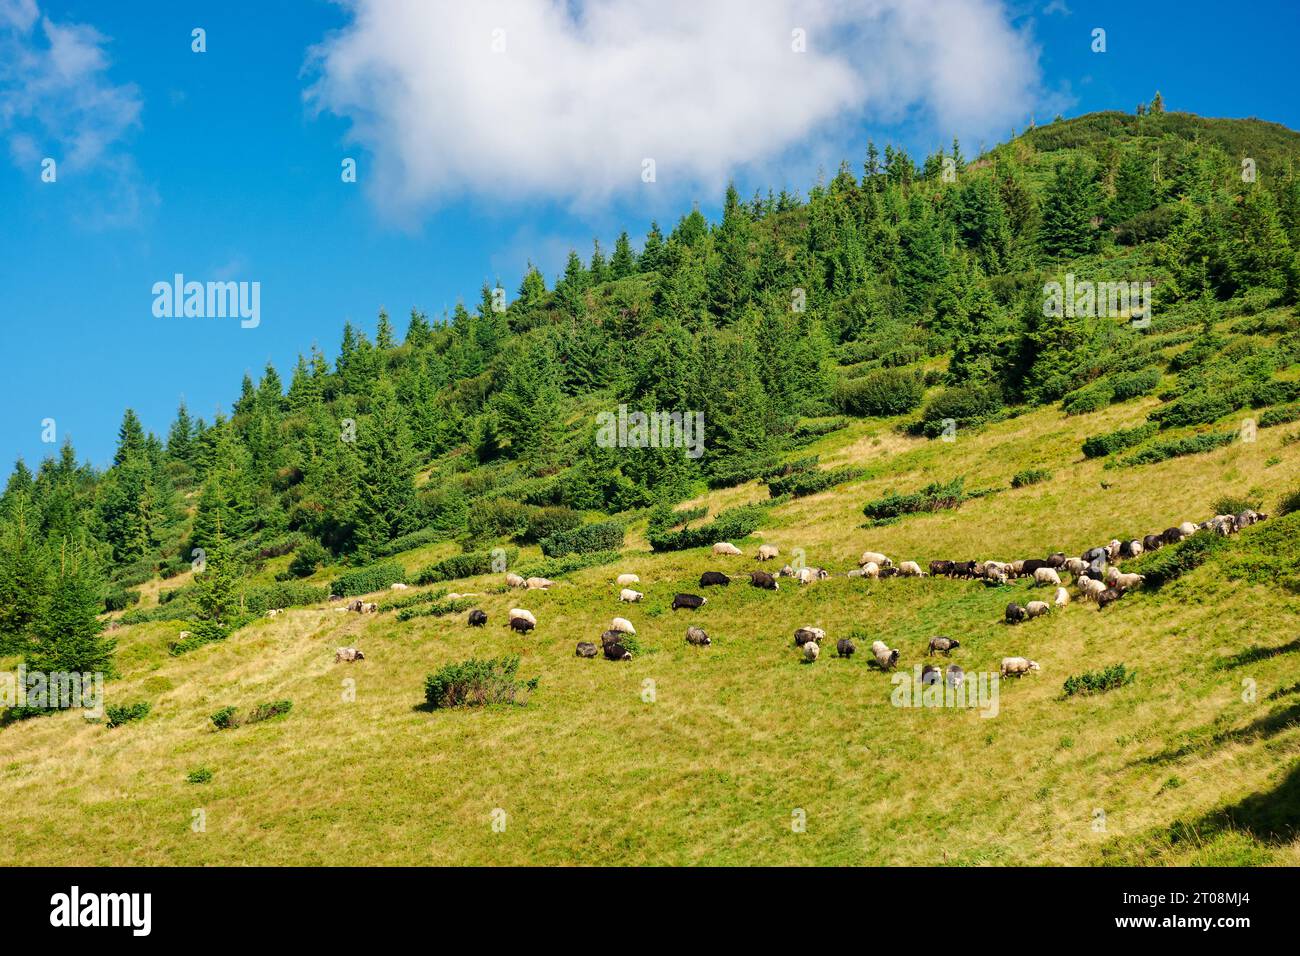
468 608 488 627
836 638 856 659
699 571 731 587
672 593 707 610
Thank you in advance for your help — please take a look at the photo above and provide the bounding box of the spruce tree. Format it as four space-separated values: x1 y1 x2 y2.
610 231 637 279
1039 158 1097 259
27 537 114 679
352 381 420 559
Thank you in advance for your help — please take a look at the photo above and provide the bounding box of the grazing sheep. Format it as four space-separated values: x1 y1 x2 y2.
1161 527 1185 546
1010 560 1026 577
803 641 820 663
1046 553 1067 569
1025 600 1050 619
334 647 364 663
619 588 644 603
1053 587 1070 607
1119 540 1144 559
599 630 624 647
1063 557 1087 578
749 571 779 590
879 567 900 579
793 627 825 647
266 608 280 618
713 542 742 556
508 616 535 634
1077 577 1107 602
846 568 865 578
928 636 960 656
685 626 711 647
468 609 488 627
794 566 830 585
1142 533 1164 552
616 573 640 587
446 592 478 601
756 544 780 561
360 602 378 614
861 561 880 579
1021 559 1051 578
575 641 598 658
672 593 707 610
1000 657 1040 677
777 564 795 578
347 599 364 612
921 664 942 686
953 561 978 578
1106 568 1144 591
525 577 555 590
1097 588 1123 610
609 617 636 635
898 561 925 577
604 641 632 661
1034 567 1062 588
1005 602 1028 624
390 582 410 591
1106 540 1122 561
836 638 856 659
859 551 892 568
1178 521 1198 538
699 571 730 587
508 608 537 627
871 640 900 670
946 664 964 688
930 560 955 577
505 573 526 588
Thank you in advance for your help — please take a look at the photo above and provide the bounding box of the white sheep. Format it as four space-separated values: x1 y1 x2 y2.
871 640 900 670
1063 558 1087 578
609 617 636 635
1001 657 1040 677
505 573 526 588
859 551 891 568
616 573 640 587
1026 600 1051 618
861 561 880 579
1034 567 1062 588
619 588 644 603
713 542 742 556
757 544 780 561
1109 570 1145 591
508 608 537 627
803 641 820 662
1053 587 1070 607
525 577 555 590
898 561 925 577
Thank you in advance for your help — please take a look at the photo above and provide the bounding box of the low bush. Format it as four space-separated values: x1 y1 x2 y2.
1118 430 1237 467
1149 389 1236 429
833 367 925 417
767 466 866 498
373 527 446 558
1259 403 1300 429
918 383 1003 436
104 588 141 613
330 562 407 597
414 548 519 585
539 521 625 557
186 767 213 784
241 581 330 615
863 477 967 521
520 506 583 544
210 700 293 730
423 656 539 709
105 701 151 728
647 505 763 552
1063 664 1135 697
515 550 623 580
1211 494 1262 516
1081 422 1157 458
287 538 329 577
1062 381 1113 415
1010 468 1052 489
396 598 477 622
1128 530 1228 587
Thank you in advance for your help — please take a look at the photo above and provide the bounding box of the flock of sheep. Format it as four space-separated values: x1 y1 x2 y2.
328 507 1266 680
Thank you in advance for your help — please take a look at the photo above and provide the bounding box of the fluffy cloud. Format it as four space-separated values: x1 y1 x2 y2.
306 0 1046 214
0 1 142 173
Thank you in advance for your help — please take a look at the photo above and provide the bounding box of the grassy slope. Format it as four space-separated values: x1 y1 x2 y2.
3 327 1298 866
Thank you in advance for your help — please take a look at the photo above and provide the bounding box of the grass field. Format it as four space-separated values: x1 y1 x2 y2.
2 387 1298 866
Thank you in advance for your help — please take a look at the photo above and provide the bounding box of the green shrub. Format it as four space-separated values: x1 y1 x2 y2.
104 588 141 612
1278 489 1300 517
423 656 539 709
186 767 213 784
1118 431 1237 467
757 456 819 481
396 598 476 622
1149 389 1235 429
1128 530 1228 587
647 505 763 552
414 547 519 585
863 477 967 521
1081 422 1157 458
466 497 533 542
767 466 866 498
373 527 446 558
787 418 849 446
381 588 447 612
330 562 407 597
1109 367 1162 402
515 550 622 580
919 383 1003 436
1259 403 1300 428
520 506 583 544
210 701 293 730
1063 664 1136 697
1011 468 1052 488
539 521 625 557
1211 494 1262 516
705 453 780 489
241 581 330 614
105 701 151 728
1062 381 1114 415
833 367 925 417
288 539 329 577
209 706 239 730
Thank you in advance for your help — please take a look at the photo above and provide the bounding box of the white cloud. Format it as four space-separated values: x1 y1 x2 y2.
306 0 1048 216
0 1 148 225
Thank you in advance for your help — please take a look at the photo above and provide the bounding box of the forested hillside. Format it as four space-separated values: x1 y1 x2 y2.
2 102 1300 712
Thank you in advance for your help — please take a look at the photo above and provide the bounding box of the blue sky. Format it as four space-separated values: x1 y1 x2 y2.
2 0 1298 471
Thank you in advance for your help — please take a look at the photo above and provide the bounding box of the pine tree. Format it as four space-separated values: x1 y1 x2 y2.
113 409 146 467
352 381 420 559
189 520 243 644
166 400 195 463
516 262 547 308
27 537 114 679
640 222 666 273
1109 150 1156 224
1039 158 1098 259
610 231 637 279
404 308 433 348
376 309 395 349
589 240 609 284
555 250 590 315
0 493 51 648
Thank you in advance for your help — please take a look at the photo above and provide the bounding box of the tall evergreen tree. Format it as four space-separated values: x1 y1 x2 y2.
1039 158 1098 259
